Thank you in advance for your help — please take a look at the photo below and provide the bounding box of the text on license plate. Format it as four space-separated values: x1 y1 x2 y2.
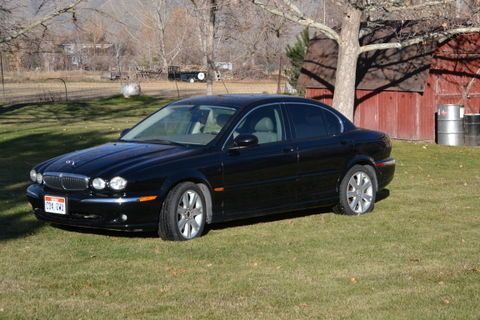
44 196 66 215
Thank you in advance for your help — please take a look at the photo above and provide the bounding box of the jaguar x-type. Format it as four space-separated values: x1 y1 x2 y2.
26 95 395 240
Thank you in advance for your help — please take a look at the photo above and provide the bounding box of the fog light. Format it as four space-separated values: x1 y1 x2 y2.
121 214 128 221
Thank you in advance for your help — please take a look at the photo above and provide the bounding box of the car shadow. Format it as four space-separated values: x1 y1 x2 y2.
51 224 158 238
44 189 391 239
205 207 332 234
0 210 46 242
376 189 390 203
205 189 391 235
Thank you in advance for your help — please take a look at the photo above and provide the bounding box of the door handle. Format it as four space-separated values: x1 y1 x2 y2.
283 146 295 153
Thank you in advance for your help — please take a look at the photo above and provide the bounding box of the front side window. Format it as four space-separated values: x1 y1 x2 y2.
122 104 236 146
228 105 285 146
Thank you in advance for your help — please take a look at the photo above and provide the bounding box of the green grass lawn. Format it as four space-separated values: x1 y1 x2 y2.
0 96 479 319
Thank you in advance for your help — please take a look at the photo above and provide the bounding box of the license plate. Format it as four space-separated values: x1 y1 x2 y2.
44 196 67 215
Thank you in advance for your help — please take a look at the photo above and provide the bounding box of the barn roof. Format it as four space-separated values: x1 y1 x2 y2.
298 21 440 93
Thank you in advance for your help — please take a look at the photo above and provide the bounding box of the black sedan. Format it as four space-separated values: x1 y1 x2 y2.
26 94 395 241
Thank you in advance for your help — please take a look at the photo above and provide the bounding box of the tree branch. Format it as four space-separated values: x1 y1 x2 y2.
359 27 480 53
366 0 457 20
281 0 302 15
366 0 454 12
252 0 339 41
0 0 85 44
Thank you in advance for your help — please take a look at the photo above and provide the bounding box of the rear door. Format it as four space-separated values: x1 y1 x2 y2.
221 104 297 218
285 103 353 205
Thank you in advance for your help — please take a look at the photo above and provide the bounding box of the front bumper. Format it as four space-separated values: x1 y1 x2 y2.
26 184 160 231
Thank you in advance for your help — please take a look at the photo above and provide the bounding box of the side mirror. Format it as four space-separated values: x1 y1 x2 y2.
232 134 258 149
120 128 130 138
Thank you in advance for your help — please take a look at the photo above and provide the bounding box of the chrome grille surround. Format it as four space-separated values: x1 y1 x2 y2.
43 172 90 191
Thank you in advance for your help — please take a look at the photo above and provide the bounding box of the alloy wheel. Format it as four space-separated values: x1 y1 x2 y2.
347 171 373 214
177 190 204 239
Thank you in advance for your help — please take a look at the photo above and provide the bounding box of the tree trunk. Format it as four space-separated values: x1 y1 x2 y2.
158 34 169 72
155 4 169 73
331 7 362 121
205 0 217 96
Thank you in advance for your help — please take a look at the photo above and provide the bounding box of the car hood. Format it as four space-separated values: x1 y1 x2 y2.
39 142 195 178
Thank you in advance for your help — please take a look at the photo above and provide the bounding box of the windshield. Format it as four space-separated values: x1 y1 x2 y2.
122 104 237 146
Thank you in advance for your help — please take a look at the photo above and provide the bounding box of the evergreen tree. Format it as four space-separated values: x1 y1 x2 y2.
285 28 310 90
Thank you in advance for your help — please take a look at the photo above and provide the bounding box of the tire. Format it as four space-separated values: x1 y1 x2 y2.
158 182 206 241
334 165 377 215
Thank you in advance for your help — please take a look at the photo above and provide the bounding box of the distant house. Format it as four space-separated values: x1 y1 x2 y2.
60 43 113 69
298 22 480 141
215 62 233 71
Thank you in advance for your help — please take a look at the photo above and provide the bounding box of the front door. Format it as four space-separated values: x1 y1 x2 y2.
221 104 297 218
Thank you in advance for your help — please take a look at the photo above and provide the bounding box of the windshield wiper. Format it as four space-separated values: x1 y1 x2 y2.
142 139 186 147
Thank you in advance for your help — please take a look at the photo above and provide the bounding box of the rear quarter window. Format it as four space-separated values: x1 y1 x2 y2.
323 110 342 136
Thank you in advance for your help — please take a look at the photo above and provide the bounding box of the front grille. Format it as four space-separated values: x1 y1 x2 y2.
43 172 89 191
43 175 62 189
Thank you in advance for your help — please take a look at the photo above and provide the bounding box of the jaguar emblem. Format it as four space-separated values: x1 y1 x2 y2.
65 160 77 167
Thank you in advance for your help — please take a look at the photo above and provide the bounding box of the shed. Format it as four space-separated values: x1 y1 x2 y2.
298 22 480 141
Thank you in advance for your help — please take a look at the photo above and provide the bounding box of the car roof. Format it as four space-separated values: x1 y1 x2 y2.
170 94 317 109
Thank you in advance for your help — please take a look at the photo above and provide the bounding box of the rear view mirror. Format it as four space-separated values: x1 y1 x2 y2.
232 134 258 149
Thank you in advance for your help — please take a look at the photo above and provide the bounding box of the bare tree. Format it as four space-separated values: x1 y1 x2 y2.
129 0 173 71
190 0 218 95
114 0 192 72
220 1 293 78
253 0 480 120
0 0 85 44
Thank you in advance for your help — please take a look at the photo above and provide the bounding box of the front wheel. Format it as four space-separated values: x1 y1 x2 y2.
158 182 206 241
334 165 377 215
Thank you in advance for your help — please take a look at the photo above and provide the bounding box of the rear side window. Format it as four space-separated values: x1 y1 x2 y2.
286 104 328 139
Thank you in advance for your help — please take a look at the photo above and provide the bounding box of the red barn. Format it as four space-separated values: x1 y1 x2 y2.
298 24 480 141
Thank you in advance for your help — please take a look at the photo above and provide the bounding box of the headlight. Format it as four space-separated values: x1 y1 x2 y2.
36 172 43 184
30 169 37 182
109 176 127 191
92 178 106 190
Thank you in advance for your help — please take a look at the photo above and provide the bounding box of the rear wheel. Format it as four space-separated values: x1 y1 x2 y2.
158 182 206 241
334 165 377 215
